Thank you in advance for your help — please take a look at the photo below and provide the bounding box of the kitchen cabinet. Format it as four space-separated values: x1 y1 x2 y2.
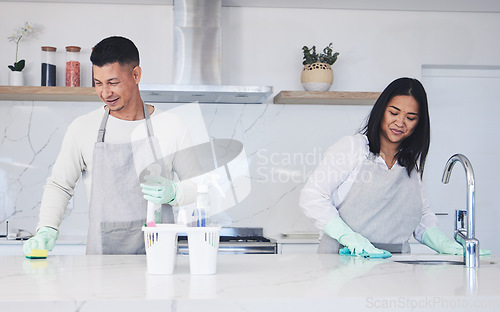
0 243 86 256
273 235 435 254
269 234 320 254
0 237 86 256
278 242 319 254
278 243 435 254
408 243 436 254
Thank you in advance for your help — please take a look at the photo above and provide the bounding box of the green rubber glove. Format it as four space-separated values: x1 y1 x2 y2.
422 227 491 256
140 175 178 205
23 226 59 256
324 217 388 256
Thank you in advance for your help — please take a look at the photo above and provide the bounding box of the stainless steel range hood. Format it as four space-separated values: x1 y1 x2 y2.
140 84 272 104
140 0 272 104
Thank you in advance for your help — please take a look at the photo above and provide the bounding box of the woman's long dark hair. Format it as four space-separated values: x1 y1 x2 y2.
362 77 430 178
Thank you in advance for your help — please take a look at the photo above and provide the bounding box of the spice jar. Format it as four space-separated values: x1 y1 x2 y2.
65 46 81 87
41 46 57 86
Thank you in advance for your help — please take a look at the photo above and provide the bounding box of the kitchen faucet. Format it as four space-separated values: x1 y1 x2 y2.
442 154 480 267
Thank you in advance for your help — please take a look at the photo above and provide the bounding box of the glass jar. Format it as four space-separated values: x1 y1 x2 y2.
41 46 57 86
65 46 81 87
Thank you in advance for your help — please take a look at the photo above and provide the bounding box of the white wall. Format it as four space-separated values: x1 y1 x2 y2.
222 7 500 93
422 66 500 254
0 2 173 87
1 2 499 252
1 3 500 89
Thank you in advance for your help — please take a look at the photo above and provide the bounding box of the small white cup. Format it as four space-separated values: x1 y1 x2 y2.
187 227 221 275
143 224 183 275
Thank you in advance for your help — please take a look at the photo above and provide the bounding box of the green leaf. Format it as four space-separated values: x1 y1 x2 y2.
13 59 25 71
8 65 15 71
302 42 339 65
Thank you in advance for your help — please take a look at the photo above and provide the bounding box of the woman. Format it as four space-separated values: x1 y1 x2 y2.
300 77 466 257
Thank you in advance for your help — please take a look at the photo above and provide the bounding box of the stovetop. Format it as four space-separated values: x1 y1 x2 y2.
178 227 272 242
177 227 277 254
219 235 271 243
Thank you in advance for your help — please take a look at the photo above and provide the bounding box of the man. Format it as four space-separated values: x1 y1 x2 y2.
23 36 197 255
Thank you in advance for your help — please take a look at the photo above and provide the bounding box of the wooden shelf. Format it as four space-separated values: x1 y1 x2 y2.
0 86 100 102
0 87 381 105
273 91 380 105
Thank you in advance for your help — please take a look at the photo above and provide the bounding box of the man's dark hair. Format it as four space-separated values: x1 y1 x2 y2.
90 36 139 67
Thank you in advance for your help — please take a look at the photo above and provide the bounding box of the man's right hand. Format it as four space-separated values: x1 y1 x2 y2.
140 175 178 205
23 226 59 256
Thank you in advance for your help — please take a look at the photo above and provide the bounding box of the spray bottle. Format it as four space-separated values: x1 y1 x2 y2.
191 173 226 227
145 164 162 224
193 184 210 227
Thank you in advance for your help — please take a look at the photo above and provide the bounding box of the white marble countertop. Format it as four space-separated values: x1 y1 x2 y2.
1 254 499 312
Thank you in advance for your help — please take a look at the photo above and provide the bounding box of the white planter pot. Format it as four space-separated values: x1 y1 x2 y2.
301 63 333 91
9 71 24 86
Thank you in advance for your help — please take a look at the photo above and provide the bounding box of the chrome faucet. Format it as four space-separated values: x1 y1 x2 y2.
442 154 480 267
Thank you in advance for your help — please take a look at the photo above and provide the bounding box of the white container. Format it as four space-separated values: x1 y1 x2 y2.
187 226 221 275
142 224 183 275
9 71 24 86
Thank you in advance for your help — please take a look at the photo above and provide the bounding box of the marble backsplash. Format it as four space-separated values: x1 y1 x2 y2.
0 100 372 238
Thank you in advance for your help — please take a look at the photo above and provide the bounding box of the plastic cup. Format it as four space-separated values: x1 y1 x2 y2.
187 226 221 275
142 224 184 275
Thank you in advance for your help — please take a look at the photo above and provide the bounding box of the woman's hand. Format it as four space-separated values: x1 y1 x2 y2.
324 217 391 257
422 227 491 256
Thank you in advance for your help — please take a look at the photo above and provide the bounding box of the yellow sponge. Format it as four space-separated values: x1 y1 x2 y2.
26 249 48 259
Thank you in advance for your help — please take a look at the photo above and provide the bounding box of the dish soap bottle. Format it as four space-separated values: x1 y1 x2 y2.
193 184 210 227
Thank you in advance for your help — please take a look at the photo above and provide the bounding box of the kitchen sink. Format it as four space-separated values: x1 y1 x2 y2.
394 260 464 265
393 255 466 266
393 254 497 266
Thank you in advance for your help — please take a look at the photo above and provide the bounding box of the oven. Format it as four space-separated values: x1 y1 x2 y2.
178 227 277 254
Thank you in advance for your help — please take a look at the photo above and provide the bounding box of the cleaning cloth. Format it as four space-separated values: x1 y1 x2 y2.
339 246 392 259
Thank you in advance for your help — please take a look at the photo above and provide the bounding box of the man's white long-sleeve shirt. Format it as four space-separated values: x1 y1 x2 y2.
37 106 197 231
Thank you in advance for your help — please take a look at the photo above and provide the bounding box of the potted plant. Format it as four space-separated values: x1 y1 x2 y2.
7 21 34 86
301 42 339 91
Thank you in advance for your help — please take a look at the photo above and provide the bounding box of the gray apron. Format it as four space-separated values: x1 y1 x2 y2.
86 103 174 255
318 153 423 254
